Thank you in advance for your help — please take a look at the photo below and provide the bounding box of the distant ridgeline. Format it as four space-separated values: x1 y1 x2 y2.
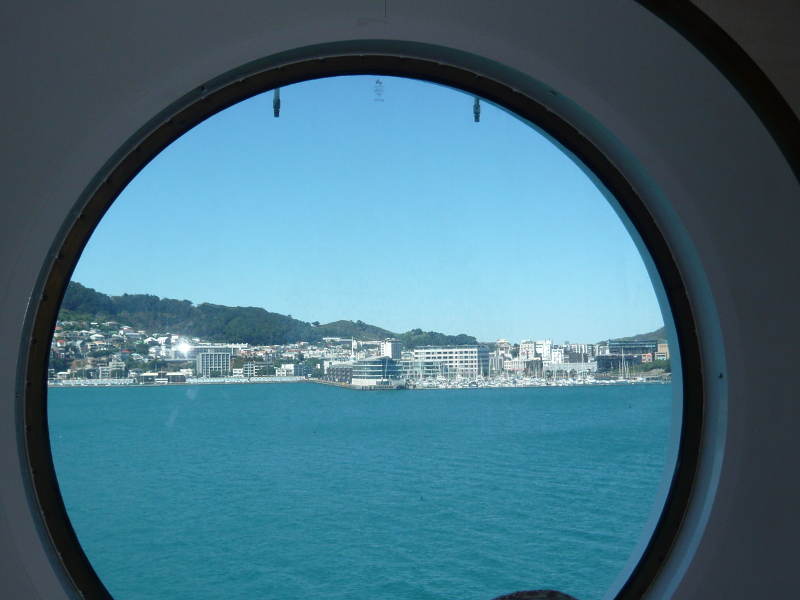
602 326 667 344
58 282 478 348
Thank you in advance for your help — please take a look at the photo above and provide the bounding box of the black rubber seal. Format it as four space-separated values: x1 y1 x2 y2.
24 55 703 600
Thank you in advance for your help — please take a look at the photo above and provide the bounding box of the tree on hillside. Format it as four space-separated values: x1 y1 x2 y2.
61 281 116 315
59 281 481 348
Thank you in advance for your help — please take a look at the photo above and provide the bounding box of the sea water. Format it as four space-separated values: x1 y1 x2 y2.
49 383 673 600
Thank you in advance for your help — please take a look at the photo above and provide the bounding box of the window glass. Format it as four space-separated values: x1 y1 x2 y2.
48 76 677 600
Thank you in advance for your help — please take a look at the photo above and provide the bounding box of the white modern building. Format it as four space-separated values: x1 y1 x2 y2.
412 345 489 378
196 348 232 377
535 340 553 360
568 343 593 356
402 359 448 380
351 357 406 389
380 338 402 359
185 344 242 359
275 364 295 377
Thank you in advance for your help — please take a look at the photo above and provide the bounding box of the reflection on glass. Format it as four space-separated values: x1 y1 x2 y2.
48 76 676 600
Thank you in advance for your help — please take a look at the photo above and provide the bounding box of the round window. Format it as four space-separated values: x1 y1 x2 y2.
28 59 700 600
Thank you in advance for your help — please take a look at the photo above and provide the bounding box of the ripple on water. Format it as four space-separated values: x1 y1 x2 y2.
49 383 673 600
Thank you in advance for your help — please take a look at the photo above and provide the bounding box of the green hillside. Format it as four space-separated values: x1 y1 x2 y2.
610 326 667 342
58 282 476 348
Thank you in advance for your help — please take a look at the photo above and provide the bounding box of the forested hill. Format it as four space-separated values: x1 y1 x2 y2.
606 325 667 343
58 282 478 348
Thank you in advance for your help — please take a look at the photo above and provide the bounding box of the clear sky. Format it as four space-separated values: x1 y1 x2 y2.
72 75 664 344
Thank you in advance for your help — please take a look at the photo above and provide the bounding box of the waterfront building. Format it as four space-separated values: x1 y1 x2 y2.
489 355 505 376
595 354 642 373
242 362 266 377
608 339 659 356
98 359 126 379
503 358 532 374
351 356 406 389
656 342 670 360
564 351 590 364
275 364 295 377
196 348 232 377
568 343 595 357
495 339 513 358
380 338 403 359
186 344 239 359
519 340 538 360
402 359 449 380
543 361 598 374
411 345 489 378
535 340 553 360
294 364 312 377
323 359 346 373
324 363 353 384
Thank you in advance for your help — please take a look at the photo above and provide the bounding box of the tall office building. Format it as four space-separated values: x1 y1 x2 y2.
380 338 403 359
196 347 232 377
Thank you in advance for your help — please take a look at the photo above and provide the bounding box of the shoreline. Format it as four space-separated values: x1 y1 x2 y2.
48 376 670 390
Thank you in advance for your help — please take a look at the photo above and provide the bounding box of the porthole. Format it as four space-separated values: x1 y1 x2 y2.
25 55 703 600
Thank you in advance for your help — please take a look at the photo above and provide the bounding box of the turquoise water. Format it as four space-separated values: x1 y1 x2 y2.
49 383 673 600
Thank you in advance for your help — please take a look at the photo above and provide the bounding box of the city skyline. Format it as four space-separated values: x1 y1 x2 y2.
72 75 665 342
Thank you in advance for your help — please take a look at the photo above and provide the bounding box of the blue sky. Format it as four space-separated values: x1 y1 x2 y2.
73 75 664 343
